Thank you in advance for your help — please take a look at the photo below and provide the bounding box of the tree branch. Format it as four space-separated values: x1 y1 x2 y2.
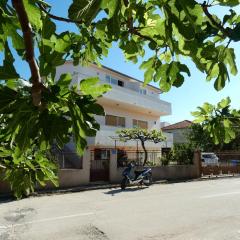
140 140 148 166
37 3 83 24
201 2 230 38
12 0 44 107
131 28 158 45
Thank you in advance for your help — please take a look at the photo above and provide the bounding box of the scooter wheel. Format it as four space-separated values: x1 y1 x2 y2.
121 178 128 190
144 174 153 186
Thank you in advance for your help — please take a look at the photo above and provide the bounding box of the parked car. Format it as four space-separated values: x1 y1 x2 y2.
201 152 219 166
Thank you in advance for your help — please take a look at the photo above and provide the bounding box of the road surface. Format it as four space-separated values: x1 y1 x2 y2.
1 178 240 240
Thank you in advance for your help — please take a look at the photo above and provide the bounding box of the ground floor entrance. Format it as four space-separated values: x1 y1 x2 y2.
90 148 110 182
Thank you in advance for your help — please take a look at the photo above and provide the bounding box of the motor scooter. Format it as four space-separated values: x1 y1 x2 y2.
121 162 152 190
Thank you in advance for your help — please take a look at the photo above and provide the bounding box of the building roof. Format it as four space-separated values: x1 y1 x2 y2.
161 120 192 131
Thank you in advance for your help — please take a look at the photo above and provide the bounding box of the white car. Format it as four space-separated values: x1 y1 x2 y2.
201 153 219 166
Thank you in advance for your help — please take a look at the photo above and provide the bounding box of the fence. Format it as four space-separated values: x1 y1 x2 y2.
201 151 240 176
117 150 161 167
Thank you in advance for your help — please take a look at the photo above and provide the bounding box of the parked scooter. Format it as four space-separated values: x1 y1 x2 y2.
121 162 152 190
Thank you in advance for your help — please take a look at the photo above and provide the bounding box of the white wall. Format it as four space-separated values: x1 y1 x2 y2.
95 105 161 130
56 63 161 98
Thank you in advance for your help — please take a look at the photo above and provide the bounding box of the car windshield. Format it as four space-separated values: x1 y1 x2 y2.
202 154 215 158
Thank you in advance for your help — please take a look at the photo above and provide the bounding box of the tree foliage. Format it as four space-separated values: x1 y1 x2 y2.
188 123 240 151
117 128 165 166
162 143 194 165
192 97 240 145
187 123 216 151
0 145 58 199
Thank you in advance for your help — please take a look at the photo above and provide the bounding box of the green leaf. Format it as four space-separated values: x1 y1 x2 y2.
140 57 155 70
0 43 19 80
144 68 154 85
214 63 228 91
100 0 119 18
218 97 231 108
23 0 42 30
217 0 240 6
56 73 72 96
224 48 237 75
68 0 102 26
80 77 111 98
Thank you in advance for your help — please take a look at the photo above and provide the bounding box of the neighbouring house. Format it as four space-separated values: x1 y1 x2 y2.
52 62 173 185
161 120 193 144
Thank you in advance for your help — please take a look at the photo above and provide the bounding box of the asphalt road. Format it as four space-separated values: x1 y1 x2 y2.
1 178 240 240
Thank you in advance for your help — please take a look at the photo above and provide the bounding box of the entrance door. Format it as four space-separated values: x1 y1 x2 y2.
90 149 110 182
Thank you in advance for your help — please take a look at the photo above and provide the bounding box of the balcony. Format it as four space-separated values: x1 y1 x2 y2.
87 127 173 149
98 84 171 116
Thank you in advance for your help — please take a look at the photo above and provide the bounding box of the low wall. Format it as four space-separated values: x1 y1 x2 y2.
110 150 201 183
110 164 199 183
0 169 89 195
0 150 91 195
0 151 202 195
151 164 198 180
58 169 89 188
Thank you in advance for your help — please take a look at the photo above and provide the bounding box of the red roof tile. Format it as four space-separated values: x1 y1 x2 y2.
162 120 192 131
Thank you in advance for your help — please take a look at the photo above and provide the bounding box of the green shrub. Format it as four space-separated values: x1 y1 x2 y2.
160 155 170 166
171 144 194 165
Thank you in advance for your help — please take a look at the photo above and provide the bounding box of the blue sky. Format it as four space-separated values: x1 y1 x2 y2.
1 1 239 124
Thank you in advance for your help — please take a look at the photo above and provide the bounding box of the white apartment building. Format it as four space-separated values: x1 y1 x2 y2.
56 62 173 183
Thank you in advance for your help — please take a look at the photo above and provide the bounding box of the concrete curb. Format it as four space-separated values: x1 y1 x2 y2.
2 175 239 201
0 180 167 200
31 180 168 197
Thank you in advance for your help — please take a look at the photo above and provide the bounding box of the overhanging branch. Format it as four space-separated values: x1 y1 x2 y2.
201 2 230 38
12 0 44 107
37 3 83 24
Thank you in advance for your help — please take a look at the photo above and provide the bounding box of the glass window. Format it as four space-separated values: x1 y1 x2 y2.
106 75 111 83
118 117 125 127
106 115 117 126
133 119 138 128
133 119 148 129
138 120 148 129
106 115 125 127
111 77 118 85
94 149 110 160
105 75 124 87
118 80 124 87
139 88 147 95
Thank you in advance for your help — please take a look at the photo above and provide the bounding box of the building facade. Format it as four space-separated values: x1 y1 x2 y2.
162 120 192 144
55 62 173 183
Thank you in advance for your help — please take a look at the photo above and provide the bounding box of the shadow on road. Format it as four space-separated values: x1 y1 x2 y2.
0 196 15 204
104 186 148 196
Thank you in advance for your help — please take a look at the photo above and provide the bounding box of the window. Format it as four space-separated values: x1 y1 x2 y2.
52 145 83 169
118 80 124 87
106 75 111 83
106 75 124 87
117 149 128 167
139 88 147 95
111 77 118 85
105 115 125 127
133 119 148 129
94 149 110 160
